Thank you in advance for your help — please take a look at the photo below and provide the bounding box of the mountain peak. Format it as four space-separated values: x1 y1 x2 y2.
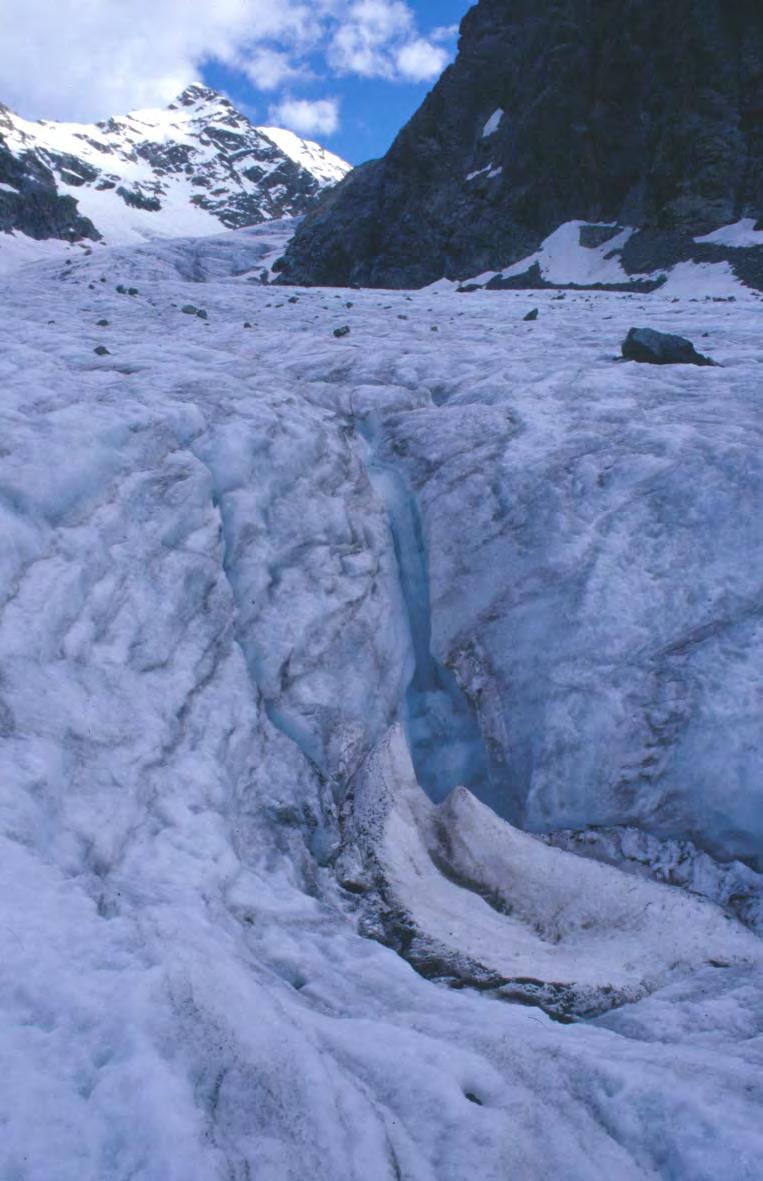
171 83 231 110
0 89 351 248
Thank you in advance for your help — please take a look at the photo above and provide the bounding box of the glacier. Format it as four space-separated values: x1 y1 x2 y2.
0 227 762 1179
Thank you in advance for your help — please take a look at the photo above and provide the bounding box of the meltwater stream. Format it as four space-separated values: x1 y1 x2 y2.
359 420 493 806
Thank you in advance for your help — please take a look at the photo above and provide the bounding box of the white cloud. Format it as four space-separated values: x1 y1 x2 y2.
0 0 249 119
268 97 340 136
328 0 413 77
240 48 310 92
328 0 447 81
395 39 449 83
431 24 460 44
0 0 455 124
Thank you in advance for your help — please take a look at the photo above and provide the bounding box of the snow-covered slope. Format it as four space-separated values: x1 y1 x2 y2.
0 84 350 247
1 229 763 1178
430 219 763 296
257 125 351 188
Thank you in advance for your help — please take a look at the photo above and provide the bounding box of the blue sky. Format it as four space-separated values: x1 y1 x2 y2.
1 0 474 160
202 0 473 164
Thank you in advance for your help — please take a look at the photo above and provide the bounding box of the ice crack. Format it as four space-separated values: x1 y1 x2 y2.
356 419 493 806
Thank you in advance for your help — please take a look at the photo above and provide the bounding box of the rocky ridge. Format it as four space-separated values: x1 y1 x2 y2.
276 0 763 290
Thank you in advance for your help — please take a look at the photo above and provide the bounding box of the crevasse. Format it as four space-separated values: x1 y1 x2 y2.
357 418 493 807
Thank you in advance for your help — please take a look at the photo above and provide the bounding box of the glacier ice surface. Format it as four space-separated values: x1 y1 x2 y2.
0 231 762 1178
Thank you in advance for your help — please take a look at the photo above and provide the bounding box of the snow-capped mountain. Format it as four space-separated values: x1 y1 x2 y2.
0 83 350 248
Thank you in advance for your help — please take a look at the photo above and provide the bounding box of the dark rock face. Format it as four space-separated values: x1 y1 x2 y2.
0 112 100 243
277 0 763 289
622 328 718 366
116 186 162 213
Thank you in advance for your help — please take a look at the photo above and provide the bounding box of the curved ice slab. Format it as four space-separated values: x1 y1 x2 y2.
338 727 763 1018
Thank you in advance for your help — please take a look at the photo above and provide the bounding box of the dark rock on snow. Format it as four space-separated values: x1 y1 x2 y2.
333 325 351 338
622 328 718 366
277 0 763 289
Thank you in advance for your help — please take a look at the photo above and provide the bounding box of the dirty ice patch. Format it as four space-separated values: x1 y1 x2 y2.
338 727 763 1018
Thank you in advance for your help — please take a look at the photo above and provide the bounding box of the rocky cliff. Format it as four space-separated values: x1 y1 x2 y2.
276 0 763 289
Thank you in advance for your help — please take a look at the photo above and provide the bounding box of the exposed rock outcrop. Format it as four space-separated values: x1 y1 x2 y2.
0 126 100 243
277 0 763 289
622 327 718 366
